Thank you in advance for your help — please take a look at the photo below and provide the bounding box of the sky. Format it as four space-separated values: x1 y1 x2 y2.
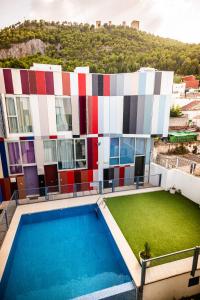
0 0 200 43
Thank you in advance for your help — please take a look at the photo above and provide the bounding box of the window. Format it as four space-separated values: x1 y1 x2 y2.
7 141 36 174
136 138 146 155
110 137 135 165
75 139 87 168
57 139 74 169
6 97 18 133
21 141 35 164
44 140 57 163
55 97 72 131
110 138 119 165
16 97 32 133
5 96 32 133
120 137 135 164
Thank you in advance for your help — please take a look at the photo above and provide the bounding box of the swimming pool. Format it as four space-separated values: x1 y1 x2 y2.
0 204 133 299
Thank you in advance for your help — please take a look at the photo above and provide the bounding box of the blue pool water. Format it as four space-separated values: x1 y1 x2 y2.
0 205 131 299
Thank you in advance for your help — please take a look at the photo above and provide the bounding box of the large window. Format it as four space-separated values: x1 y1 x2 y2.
120 138 135 164
55 97 72 131
57 139 74 169
7 141 35 174
44 139 87 170
6 97 18 133
5 97 32 133
110 138 119 165
110 137 146 166
44 140 57 163
135 138 146 155
75 139 86 168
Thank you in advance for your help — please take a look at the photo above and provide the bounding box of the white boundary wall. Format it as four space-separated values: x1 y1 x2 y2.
150 162 200 205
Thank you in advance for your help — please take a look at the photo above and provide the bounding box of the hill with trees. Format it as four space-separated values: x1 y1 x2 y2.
0 20 200 75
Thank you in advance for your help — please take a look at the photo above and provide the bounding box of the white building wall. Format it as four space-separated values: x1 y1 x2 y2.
150 163 200 205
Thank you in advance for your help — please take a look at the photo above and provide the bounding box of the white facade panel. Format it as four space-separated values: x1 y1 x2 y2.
151 95 159 134
103 97 110 134
86 73 92 96
47 96 57 135
0 69 5 94
34 139 45 175
163 95 171 137
30 95 41 137
70 73 78 96
11 69 22 95
123 73 133 95
71 96 80 135
145 71 155 95
160 71 174 95
98 96 104 134
53 71 63 95
37 96 49 136
109 96 123 134
132 72 139 95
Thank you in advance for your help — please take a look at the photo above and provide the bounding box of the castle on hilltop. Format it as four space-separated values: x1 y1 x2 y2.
95 20 140 30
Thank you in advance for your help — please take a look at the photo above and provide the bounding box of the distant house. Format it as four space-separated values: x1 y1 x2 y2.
181 100 200 120
193 115 200 128
182 75 199 89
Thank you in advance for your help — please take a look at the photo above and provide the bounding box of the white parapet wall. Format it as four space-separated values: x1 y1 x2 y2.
150 162 200 205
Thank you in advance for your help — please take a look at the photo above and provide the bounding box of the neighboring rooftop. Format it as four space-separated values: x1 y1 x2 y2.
181 100 200 111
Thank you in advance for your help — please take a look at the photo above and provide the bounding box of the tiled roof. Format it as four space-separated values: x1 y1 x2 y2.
181 100 200 111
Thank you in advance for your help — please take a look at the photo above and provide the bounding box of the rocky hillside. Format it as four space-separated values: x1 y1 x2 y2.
0 20 200 75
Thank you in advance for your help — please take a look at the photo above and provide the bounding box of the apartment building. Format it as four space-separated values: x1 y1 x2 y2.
0 64 173 201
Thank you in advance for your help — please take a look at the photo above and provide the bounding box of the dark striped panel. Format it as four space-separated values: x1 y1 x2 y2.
28 71 37 94
3 69 13 94
129 96 138 134
154 72 162 95
123 96 131 133
45 71 54 95
20 70 30 94
98 75 103 96
0 141 8 177
92 74 98 95
79 96 87 134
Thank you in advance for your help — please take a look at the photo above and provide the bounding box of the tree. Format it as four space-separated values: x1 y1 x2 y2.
170 105 183 117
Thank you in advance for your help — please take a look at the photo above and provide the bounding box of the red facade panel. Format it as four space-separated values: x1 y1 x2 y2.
36 71 46 95
3 69 14 94
78 73 86 96
103 75 110 96
66 170 74 193
87 170 93 190
0 178 11 201
87 138 98 170
62 72 70 95
88 96 98 134
59 171 68 193
45 71 54 95
119 167 125 186
20 70 30 94
28 71 37 94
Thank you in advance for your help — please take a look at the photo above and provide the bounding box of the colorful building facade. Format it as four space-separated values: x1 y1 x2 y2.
0 64 173 200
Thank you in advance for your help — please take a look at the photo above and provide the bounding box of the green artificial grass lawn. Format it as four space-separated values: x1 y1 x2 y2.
107 191 200 265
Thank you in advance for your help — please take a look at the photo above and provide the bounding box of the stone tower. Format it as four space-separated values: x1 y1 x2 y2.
131 20 140 30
